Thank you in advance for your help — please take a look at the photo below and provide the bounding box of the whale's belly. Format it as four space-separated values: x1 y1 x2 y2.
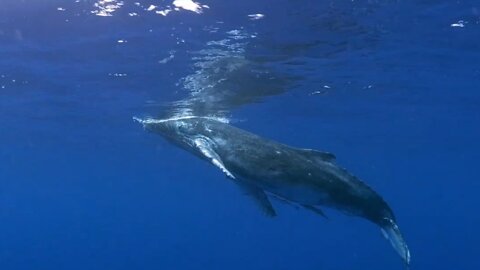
251 178 331 205
223 147 333 205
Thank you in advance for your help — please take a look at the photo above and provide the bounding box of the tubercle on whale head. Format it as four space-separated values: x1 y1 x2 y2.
133 115 229 136
133 116 221 161
133 116 193 138
133 116 220 151
133 117 166 133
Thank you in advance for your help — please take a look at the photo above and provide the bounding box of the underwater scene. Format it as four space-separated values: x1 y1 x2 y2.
1 0 479 269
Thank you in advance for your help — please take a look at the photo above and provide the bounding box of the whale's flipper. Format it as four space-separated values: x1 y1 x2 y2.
270 195 301 210
381 218 411 267
296 148 336 163
301 204 328 219
194 137 235 179
236 181 276 217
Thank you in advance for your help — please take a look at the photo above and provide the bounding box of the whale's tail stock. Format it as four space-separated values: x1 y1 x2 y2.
380 218 411 269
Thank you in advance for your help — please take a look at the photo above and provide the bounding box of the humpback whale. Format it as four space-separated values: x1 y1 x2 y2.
135 116 410 266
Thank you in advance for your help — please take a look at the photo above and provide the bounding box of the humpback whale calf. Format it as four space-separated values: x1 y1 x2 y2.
135 116 410 266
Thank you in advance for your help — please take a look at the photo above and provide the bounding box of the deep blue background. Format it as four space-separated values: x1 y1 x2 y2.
1 1 480 269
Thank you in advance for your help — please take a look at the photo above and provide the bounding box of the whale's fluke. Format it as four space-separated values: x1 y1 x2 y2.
381 218 411 267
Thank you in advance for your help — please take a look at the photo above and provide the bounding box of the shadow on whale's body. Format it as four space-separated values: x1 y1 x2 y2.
135 116 411 267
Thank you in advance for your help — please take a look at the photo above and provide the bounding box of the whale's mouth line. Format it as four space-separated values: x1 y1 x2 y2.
132 115 230 125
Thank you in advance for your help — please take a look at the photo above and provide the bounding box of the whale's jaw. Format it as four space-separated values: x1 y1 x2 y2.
133 116 182 139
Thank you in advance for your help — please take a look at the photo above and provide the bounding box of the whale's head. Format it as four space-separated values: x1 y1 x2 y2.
133 116 229 153
133 116 202 143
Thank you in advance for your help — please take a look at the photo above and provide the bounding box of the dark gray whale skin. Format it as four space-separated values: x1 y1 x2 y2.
136 116 410 266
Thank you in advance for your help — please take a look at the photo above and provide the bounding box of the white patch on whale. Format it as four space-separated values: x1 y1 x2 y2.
193 136 235 179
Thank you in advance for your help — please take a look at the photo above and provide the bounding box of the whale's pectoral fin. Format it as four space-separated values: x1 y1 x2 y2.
236 181 276 217
194 137 235 179
301 204 328 219
297 148 336 163
270 195 301 210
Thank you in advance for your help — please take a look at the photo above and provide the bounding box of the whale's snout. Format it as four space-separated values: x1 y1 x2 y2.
133 117 147 129
133 117 190 145
133 117 169 133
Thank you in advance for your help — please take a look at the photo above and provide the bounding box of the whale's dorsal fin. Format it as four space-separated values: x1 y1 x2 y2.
236 181 276 217
193 137 235 179
297 148 336 162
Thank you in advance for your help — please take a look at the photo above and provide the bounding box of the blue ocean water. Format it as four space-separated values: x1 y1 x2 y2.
1 0 479 269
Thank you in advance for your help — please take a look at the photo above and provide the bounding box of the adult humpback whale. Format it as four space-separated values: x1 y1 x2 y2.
135 116 410 266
